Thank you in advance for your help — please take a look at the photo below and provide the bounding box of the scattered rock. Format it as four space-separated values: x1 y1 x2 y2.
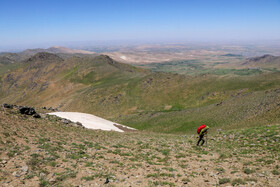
216 101 223 106
209 172 216 177
49 178 56 183
61 118 71 124
76 122 83 127
48 107 57 111
229 134 235 139
2 160 7 164
40 173 46 178
21 166 28 173
258 173 265 177
12 171 21 177
4 104 42 118
33 113 41 118
2 104 13 109
40 113 47 118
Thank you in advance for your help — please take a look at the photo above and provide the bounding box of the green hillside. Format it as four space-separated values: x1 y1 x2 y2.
0 52 279 133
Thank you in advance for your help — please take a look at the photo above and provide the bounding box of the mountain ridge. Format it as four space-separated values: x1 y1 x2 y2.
21 46 95 56
241 54 280 69
0 52 279 133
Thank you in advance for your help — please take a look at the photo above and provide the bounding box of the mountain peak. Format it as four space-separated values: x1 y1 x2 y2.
248 54 275 62
47 46 95 54
50 45 61 48
242 54 280 66
21 46 95 56
26 52 63 62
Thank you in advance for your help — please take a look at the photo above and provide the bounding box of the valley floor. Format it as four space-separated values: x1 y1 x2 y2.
0 107 279 186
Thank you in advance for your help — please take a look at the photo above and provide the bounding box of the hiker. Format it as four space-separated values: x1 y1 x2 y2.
197 124 209 146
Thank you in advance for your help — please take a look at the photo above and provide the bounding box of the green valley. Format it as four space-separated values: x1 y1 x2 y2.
0 52 279 134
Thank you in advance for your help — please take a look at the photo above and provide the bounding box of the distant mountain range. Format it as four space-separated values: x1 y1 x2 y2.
21 46 95 55
242 54 280 69
0 46 96 65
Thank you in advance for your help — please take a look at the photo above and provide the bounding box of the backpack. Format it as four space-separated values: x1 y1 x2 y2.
197 124 206 134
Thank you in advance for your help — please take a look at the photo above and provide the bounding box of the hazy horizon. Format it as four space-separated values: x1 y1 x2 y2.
1 0 280 51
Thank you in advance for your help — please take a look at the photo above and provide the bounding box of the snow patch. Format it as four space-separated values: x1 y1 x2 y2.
48 112 135 132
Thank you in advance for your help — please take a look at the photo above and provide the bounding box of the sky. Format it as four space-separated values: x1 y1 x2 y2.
0 0 280 49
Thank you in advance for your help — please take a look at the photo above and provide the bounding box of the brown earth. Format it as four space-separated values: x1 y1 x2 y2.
0 106 279 186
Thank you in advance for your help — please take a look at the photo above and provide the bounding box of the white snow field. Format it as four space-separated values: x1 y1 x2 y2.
48 112 136 132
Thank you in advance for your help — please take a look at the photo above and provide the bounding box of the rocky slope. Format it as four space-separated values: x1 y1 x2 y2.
0 105 279 186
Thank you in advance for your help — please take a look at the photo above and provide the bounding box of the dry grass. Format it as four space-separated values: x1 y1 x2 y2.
0 107 279 186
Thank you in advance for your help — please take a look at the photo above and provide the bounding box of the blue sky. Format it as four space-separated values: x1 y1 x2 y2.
0 0 280 48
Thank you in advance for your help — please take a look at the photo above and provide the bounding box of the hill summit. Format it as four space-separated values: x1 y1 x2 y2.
46 46 95 54
21 46 95 56
26 52 64 62
242 54 280 68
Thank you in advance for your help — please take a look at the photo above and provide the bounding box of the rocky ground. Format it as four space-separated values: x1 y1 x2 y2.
0 105 279 186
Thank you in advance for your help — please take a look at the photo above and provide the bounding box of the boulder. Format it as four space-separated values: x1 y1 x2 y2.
76 122 83 127
40 113 47 118
21 166 29 173
2 103 13 109
61 118 71 124
33 113 41 118
19 107 36 115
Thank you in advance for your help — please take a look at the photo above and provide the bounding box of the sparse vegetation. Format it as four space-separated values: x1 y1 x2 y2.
232 178 246 186
0 54 279 134
0 52 279 186
219 178 230 184
243 168 255 174
0 106 279 186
